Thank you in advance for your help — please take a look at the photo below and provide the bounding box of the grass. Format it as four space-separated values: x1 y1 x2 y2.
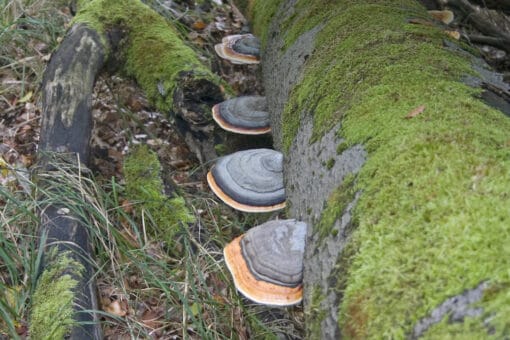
0 0 303 338
0 182 43 338
0 0 68 97
1 151 298 338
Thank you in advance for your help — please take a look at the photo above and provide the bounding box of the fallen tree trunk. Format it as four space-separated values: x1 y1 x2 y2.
33 0 229 337
241 0 510 338
74 0 227 164
33 24 105 339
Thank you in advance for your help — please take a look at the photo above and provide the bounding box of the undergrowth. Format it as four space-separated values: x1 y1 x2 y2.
0 1 302 338
1 152 300 338
0 0 68 100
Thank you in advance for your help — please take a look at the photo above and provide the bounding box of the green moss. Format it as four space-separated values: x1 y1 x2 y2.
325 158 335 170
251 0 510 337
281 2 473 151
316 174 356 243
336 141 350 155
421 311 495 339
246 0 284 46
123 145 195 249
74 0 219 112
306 286 327 339
29 249 83 339
214 143 227 156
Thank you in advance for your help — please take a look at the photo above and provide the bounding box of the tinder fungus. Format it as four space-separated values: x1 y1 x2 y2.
212 96 270 134
224 219 307 306
214 34 261 64
207 148 285 212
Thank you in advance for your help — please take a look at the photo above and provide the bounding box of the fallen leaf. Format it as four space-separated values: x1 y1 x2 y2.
192 20 207 30
190 302 200 317
405 105 425 119
444 30 460 40
141 306 164 329
0 156 9 177
103 299 128 317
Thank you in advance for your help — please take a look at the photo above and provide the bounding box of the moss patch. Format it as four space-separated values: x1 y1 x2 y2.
29 249 83 339
245 0 284 46
336 141 350 155
280 1 472 151
123 144 195 250
74 0 219 112
305 286 327 339
325 158 335 170
252 0 510 337
315 174 356 243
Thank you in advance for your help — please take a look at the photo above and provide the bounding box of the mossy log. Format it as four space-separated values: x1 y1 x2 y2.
74 0 226 164
34 0 228 337
241 0 510 338
35 24 104 339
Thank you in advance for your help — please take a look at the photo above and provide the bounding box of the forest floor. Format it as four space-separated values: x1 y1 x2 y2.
0 0 302 339
0 0 509 339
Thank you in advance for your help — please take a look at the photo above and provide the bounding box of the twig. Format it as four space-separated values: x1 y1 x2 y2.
444 0 510 44
467 34 510 52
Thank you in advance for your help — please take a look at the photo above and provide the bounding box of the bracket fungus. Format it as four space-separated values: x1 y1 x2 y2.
207 148 285 212
224 219 307 306
212 96 270 134
214 34 261 64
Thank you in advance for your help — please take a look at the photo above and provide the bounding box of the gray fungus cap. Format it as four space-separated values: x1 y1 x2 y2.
207 148 286 212
223 219 307 306
212 96 270 134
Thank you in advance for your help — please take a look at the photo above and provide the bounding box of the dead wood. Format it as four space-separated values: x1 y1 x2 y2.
35 23 105 339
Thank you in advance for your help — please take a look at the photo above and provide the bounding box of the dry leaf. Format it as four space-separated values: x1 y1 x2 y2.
18 91 33 103
428 10 454 25
444 30 460 40
405 105 426 119
103 299 128 317
141 307 164 329
192 20 207 30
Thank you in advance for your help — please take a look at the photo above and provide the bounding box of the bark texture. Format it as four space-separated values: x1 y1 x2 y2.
35 24 105 339
243 0 510 338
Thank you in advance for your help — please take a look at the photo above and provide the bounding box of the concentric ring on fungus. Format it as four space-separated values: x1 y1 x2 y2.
214 34 261 64
212 96 270 134
223 219 307 306
207 148 285 212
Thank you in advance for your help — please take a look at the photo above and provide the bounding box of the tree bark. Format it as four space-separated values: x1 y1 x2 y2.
243 0 510 338
35 24 104 339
